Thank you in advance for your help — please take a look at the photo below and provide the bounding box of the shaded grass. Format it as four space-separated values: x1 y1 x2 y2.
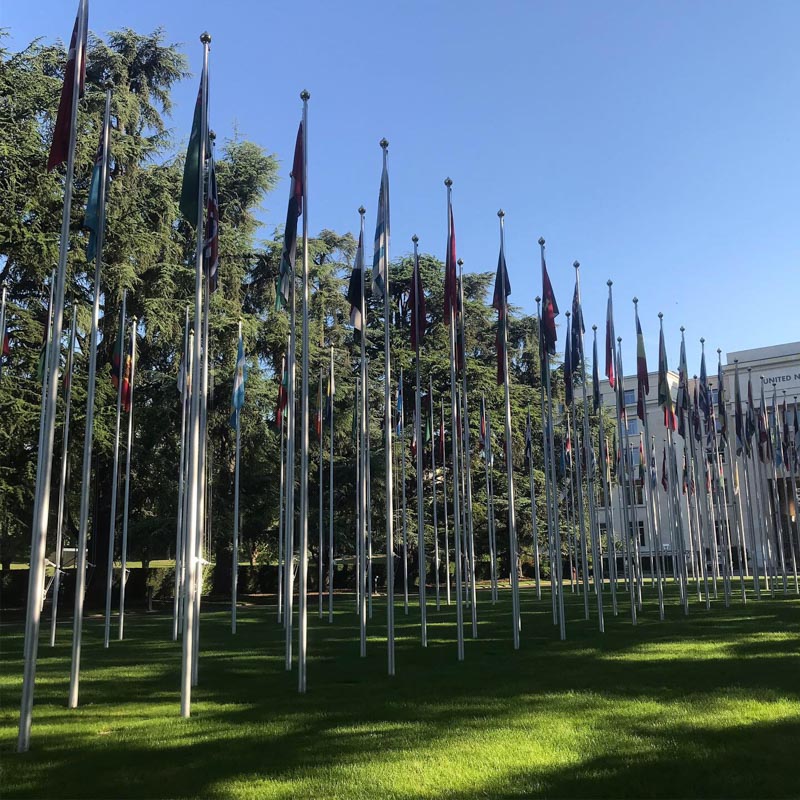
1 582 799 799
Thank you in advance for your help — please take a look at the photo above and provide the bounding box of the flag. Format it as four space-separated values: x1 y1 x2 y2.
717 355 728 445
371 156 390 299
635 307 649 422
275 356 288 430
682 450 690 494
180 81 205 223
203 156 219 293
437 410 446 465
605 291 615 389
444 203 457 320
772 387 782 468
661 446 668 492
734 363 745 456
84 128 103 261
316 396 322 440
541 252 559 356
480 395 488 455
110 306 125 390
658 323 677 431
794 403 800 469
699 349 710 424
745 373 756 457
121 330 134 414
229 334 246 427
564 324 573 407
638 434 646 483
692 384 702 443
47 0 88 172
650 440 658 488
410 411 417 458
571 279 584 373
757 383 769 463
410 249 426 351
276 122 304 310
396 383 403 437
676 337 690 439
324 361 335 426
592 330 601 412
36 308 49 385
524 409 532 472
781 395 790 467
347 230 364 339
493 243 511 385
455 278 466 376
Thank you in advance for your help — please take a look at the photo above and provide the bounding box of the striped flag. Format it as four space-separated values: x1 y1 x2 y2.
635 307 649 422
276 122 304 310
47 0 88 172
658 323 677 431
493 240 511 385
371 158 390 299
444 204 457 320
347 230 364 338
676 337 690 439
84 129 103 261
570 280 584 373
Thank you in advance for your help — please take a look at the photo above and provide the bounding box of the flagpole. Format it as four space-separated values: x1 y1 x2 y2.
781 390 799 594
431 378 441 610
0 283 7 384
318 370 324 620
411 235 427 645
117 316 138 639
180 31 210 718
366 357 374 620
329 343 337 623
103 292 126 648
228 322 242 632
276 355 286 623
445 179 465 659
574 264 603 628
173 307 190 640
358 367 367 651
49 305 77 646
441 399 452 606
398 369 409 616
490 399 502 602
179 331 194 634
296 90 311 694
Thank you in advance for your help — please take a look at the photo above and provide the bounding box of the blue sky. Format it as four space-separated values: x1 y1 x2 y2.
7 0 800 375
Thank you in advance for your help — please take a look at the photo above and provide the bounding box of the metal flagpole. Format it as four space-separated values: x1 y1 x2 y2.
330 344 336 622
173 307 190 640
358 313 367 651
399 373 409 614
781 390 798 594
118 316 138 638
277 354 286 624
180 31 210 718
18 0 87 748
297 90 310 694
527 410 541 602
355 377 362 614
446 179 465 659
179 330 195 634
103 274 126 637
232 322 243 632
285 283 297 660
764 383 788 593
0 283 6 384
318 370 324 619
50 305 77 646
366 358 374 620
458 258 478 638
597 394 619 615
498 212 520 647
442 400 452 606
411 235 427 645
431 379 441 610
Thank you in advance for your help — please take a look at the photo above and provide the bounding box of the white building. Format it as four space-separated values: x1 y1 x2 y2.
595 341 799 577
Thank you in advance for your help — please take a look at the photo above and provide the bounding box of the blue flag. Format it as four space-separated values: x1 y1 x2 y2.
230 334 246 427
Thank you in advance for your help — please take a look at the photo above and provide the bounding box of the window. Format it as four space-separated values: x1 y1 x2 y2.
711 388 719 405
629 445 641 467
624 389 636 406
625 418 638 436
638 520 646 546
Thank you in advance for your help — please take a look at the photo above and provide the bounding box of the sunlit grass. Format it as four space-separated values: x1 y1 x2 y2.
1 582 798 798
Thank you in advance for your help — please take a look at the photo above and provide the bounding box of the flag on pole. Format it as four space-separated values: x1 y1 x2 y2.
781 395 790 466
493 241 511 385
455 278 465 376
692 384 702 443
650 439 658 488
121 329 134 414
276 123 304 310
347 230 364 339
699 349 710 424
371 157 390 299
437 409 446 464
658 323 677 431
571 280 584 373
592 330 601 412
203 155 219 293
229 333 246 427
564 323 573 407
275 356 288 430
661 446 668 492
717 355 728 446
745 373 757 457
47 0 88 172
324 360 335 426
179 82 204 223
480 395 488 455
772 386 783 468
635 307 649 422
444 204 457 320
396 382 403 437
84 129 103 261
734 363 745 456
676 336 690 439
541 253 559 356
110 307 125 390
524 408 532 472
410 249 426 351
410 411 417 458
605 292 615 389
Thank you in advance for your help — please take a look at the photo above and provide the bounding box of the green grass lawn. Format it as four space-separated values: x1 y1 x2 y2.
1 582 798 799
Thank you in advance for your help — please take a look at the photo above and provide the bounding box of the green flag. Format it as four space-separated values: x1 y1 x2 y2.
180 84 203 224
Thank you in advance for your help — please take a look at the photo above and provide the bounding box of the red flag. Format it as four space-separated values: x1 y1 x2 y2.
541 255 559 356
47 1 88 172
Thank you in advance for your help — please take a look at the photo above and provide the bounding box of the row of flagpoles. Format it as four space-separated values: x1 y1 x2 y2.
14 8 800 753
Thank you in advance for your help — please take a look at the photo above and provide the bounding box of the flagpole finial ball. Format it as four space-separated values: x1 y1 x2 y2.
200 32 211 44
700 337 705 344
592 324 597 331
658 312 664 320
380 138 389 150
680 326 685 333
566 310 571 318
607 279 613 287
538 237 545 246
457 258 464 268
209 130 216 142
358 206 365 216
573 260 580 269
300 90 310 101
103 79 114 90
617 336 622 344
718 348 722 355
633 296 638 304
412 234 419 244
498 209 505 218
445 177 452 187
535 296 541 303
734 358 738 364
